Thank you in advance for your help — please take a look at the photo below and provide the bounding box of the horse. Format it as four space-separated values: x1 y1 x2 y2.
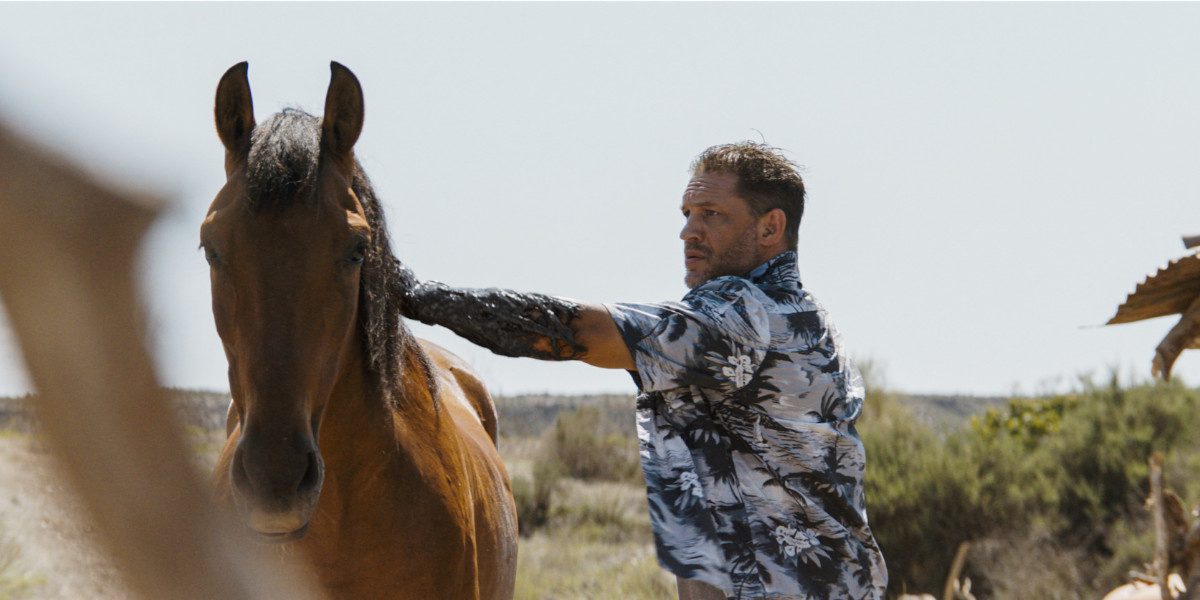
203 61 518 599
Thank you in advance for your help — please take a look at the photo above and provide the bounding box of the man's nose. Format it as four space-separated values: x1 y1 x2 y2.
680 217 702 242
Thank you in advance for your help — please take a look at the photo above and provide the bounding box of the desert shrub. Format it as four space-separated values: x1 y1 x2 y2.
557 494 636 544
862 388 985 592
864 374 1200 597
550 480 650 545
509 402 641 537
967 531 1093 600
1033 378 1200 562
545 406 640 483
972 393 1079 446
1092 514 1156 589
512 456 562 537
497 394 634 439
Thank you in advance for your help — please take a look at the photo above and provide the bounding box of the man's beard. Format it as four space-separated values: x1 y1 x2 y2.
685 226 760 289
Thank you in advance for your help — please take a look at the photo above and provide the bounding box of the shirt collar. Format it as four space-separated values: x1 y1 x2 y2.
747 250 800 286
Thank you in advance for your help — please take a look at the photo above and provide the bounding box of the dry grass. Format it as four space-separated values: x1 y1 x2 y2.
0 527 39 600
515 534 672 600
17 388 1179 599
967 533 1094 600
185 424 226 472
500 407 673 599
513 479 672 600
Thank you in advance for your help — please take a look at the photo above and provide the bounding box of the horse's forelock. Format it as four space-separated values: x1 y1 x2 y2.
246 109 320 212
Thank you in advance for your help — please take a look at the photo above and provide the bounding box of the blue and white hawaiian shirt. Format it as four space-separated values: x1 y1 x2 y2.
605 251 887 599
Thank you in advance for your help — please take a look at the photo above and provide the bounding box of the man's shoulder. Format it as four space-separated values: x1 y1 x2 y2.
686 273 817 320
684 274 770 309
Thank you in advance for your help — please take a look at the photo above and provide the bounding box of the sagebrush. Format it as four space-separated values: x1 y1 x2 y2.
862 374 1200 597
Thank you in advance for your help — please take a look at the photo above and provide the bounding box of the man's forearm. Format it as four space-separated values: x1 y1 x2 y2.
397 263 634 369
403 279 586 361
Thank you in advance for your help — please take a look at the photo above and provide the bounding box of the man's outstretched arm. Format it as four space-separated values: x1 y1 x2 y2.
398 264 634 370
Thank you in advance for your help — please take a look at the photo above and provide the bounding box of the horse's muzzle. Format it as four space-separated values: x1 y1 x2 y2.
252 520 311 544
229 428 324 538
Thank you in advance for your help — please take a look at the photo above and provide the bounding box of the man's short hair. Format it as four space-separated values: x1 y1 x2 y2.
690 142 805 249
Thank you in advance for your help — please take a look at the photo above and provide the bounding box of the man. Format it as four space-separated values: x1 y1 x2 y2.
399 142 888 599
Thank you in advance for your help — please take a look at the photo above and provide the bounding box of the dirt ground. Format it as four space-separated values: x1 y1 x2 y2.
0 433 126 599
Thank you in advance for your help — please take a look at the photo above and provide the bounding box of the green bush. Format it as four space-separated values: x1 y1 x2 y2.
545 406 640 483
862 387 987 592
971 393 1079 446
512 456 562 537
511 403 641 537
552 483 647 544
862 374 1200 597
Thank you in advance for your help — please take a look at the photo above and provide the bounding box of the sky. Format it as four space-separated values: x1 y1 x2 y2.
1 3 1199 398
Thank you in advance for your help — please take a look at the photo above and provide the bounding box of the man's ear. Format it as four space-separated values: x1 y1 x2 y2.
759 208 788 247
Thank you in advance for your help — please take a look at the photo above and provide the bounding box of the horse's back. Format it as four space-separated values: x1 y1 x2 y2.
417 338 517 600
419 339 499 443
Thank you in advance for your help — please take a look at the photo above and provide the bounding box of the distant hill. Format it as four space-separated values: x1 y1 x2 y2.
0 388 231 433
0 393 33 430
892 392 1008 429
495 391 1008 438
0 389 1007 436
496 393 635 439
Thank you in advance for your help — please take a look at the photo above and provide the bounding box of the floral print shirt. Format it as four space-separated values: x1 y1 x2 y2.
605 251 887 599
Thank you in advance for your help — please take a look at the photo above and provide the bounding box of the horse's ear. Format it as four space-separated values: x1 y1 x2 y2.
321 61 364 159
214 61 255 158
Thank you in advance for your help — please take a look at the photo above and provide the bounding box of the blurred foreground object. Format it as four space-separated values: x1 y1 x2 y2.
1108 235 1200 380
0 122 318 598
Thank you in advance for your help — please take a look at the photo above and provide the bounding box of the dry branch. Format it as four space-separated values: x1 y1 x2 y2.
941 541 972 600
1152 452 1172 600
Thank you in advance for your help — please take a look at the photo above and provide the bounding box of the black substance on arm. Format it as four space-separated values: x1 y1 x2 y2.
399 266 584 360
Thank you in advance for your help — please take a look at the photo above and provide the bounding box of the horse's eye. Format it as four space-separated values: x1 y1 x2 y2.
348 243 367 266
204 247 221 267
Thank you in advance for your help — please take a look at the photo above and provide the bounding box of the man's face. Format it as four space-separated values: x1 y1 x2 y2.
680 171 763 288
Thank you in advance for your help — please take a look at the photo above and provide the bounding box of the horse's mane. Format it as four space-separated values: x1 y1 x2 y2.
246 108 437 410
246 109 318 211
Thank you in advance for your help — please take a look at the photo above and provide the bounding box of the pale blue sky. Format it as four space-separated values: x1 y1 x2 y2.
2 3 1199 397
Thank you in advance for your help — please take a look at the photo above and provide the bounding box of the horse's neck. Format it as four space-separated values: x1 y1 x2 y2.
319 336 442 481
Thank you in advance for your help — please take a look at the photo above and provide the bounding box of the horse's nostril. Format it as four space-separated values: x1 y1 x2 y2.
297 450 322 495
229 434 321 504
231 446 254 495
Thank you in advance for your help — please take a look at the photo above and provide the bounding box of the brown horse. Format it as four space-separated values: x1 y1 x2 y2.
203 61 517 599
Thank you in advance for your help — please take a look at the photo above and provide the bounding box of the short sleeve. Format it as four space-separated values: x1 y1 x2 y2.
605 276 771 393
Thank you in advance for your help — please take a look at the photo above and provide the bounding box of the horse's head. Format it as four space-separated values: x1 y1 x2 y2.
202 62 371 541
